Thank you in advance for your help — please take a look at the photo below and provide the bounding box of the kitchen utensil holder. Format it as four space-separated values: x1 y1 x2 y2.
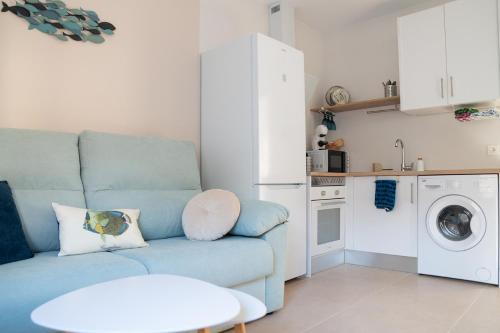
384 85 398 98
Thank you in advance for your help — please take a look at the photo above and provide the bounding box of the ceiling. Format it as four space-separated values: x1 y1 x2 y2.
263 0 440 32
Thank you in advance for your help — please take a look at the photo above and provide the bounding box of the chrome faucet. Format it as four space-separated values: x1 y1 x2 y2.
394 138 414 172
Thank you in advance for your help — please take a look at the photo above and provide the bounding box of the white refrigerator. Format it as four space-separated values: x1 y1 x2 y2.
201 33 307 280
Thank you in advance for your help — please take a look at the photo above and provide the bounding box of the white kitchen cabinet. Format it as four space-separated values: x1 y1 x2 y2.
445 0 499 106
398 6 448 112
352 177 417 257
398 0 500 113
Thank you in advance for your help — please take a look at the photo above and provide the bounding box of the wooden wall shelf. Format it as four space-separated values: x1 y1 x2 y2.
311 96 400 113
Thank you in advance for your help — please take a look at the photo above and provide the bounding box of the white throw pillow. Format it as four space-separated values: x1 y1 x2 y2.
52 203 148 256
182 189 241 241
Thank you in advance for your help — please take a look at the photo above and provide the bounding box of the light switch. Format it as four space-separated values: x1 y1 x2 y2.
487 145 500 155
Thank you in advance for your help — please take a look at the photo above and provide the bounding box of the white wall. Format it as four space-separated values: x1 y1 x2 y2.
1 0 322 156
0 0 201 149
332 111 500 172
295 19 325 150
323 15 399 102
321 2 500 171
200 0 269 53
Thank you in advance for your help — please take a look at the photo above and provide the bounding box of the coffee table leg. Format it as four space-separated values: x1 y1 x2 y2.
198 329 211 333
234 323 247 333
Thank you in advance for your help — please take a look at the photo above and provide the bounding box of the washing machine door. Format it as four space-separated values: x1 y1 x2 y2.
426 195 486 252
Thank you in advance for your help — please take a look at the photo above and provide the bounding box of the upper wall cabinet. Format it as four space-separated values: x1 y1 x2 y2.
445 0 500 106
398 6 449 112
398 0 500 114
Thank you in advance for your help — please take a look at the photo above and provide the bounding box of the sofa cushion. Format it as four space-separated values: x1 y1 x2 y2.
115 236 274 287
230 200 289 237
0 251 148 333
0 129 86 252
79 131 201 240
0 181 33 264
182 189 240 241
52 204 148 256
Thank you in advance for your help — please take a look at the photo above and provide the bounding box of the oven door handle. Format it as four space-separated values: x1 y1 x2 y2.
318 200 346 207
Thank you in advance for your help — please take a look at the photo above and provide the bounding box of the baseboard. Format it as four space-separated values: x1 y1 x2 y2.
345 250 417 273
311 249 345 274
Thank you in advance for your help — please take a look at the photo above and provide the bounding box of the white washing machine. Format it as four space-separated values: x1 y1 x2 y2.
418 175 499 285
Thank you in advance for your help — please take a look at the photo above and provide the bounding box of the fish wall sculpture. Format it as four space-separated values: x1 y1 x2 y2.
1 0 116 43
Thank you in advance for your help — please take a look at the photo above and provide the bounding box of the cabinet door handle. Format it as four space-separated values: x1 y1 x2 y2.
410 183 414 204
440 78 444 98
450 76 454 97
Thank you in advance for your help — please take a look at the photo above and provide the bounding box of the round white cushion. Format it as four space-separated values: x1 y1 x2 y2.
182 189 241 241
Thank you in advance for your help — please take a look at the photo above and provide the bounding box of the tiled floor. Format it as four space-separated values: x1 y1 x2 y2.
243 264 500 333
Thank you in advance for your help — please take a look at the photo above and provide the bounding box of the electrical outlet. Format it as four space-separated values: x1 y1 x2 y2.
487 145 500 155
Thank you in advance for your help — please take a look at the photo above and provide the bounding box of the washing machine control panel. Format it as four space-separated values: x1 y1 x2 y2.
476 176 498 198
420 175 498 199
420 178 446 190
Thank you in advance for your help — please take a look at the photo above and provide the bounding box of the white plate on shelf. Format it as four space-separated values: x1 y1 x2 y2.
325 86 350 105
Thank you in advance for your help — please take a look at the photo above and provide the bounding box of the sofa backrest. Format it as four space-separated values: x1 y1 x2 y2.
79 131 201 240
0 128 86 252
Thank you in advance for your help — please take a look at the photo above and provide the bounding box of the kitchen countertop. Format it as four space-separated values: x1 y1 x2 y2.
311 169 500 177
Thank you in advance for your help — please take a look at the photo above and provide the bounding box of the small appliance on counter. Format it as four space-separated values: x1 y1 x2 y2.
311 124 345 150
309 149 347 173
307 176 346 276
311 125 329 150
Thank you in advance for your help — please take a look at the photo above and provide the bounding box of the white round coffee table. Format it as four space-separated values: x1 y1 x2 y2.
31 274 241 333
221 289 267 333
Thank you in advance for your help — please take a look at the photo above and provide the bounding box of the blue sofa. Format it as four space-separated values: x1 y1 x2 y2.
0 129 288 333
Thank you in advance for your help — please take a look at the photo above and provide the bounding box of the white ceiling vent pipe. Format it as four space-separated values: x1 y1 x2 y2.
269 1 296 47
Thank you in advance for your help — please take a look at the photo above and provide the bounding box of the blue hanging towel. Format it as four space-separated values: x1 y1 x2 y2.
375 180 397 212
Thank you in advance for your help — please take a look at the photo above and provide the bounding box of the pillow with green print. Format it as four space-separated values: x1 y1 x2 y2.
52 203 148 256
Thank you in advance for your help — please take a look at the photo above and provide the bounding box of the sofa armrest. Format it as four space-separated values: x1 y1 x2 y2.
230 200 289 237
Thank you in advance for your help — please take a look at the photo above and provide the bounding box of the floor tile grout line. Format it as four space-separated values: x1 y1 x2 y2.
446 288 484 333
301 272 413 333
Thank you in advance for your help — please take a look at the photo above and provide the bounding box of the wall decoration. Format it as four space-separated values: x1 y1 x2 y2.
325 85 350 106
1 0 116 43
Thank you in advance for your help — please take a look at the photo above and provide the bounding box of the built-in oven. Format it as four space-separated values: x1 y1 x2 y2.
310 197 345 256
307 177 346 276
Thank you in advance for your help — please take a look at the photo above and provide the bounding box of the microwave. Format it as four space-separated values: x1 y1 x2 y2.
309 150 347 173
